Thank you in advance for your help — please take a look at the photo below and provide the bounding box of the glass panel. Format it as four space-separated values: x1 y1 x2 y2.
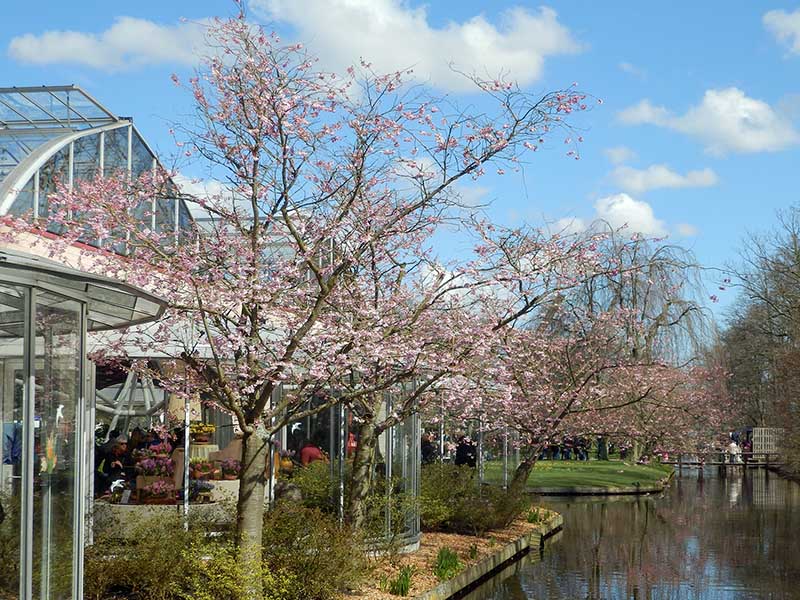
0 284 26 599
7 178 34 218
102 127 128 178
38 147 70 226
130 132 153 180
0 131 62 188
33 291 81 600
72 134 100 183
156 198 175 239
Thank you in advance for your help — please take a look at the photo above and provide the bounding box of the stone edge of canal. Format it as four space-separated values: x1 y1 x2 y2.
412 513 564 600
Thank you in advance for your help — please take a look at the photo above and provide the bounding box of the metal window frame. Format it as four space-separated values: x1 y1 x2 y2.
15 285 87 599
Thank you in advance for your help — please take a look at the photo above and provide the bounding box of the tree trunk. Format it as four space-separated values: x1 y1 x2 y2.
631 441 641 463
345 420 378 529
508 445 541 493
236 432 268 599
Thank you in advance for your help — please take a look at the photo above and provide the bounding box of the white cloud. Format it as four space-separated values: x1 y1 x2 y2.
454 183 491 207
603 146 637 165
252 0 581 92
619 61 646 79
611 164 718 194
764 9 800 54
619 88 800 155
549 217 587 236
593 193 667 236
8 17 209 70
676 223 699 237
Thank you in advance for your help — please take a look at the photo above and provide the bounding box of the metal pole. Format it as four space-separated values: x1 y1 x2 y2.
183 388 190 529
503 427 509 490
438 395 445 462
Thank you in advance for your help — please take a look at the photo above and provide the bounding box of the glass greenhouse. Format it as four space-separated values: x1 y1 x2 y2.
0 248 164 600
0 85 191 242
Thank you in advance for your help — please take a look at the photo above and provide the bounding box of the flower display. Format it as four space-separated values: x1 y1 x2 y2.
189 422 216 435
141 479 175 499
220 458 241 476
136 456 174 477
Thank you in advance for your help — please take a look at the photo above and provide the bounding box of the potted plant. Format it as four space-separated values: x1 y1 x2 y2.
190 457 215 480
279 449 295 474
136 456 174 478
140 480 176 504
220 458 241 480
149 440 173 458
189 422 216 444
188 479 215 503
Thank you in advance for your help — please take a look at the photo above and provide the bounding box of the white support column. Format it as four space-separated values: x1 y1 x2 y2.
19 288 35 600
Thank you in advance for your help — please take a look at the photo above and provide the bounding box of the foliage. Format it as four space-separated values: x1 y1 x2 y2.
526 507 543 523
419 464 527 535
419 463 476 530
433 547 462 581
468 543 478 559
84 512 220 600
84 503 367 600
261 502 370 600
0 493 20 598
385 565 415 596
292 460 337 511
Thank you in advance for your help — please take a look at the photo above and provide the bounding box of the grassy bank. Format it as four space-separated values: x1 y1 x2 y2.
483 459 673 490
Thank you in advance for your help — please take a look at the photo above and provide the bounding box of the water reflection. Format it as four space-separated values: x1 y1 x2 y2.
488 469 800 599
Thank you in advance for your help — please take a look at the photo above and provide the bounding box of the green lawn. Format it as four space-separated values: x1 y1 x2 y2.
482 459 673 490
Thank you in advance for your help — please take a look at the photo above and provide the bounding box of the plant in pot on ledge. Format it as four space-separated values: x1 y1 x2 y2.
135 455 175 497
140 480 176 505
189 422 216 444
220 458 241 480
190 457 217 480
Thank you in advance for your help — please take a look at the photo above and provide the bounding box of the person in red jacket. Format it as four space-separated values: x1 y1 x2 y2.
300 432 329 466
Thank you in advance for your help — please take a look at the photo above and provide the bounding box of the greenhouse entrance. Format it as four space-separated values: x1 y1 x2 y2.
0 248 164 600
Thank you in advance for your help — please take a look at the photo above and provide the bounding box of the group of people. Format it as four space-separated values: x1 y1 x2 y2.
538 438 591 461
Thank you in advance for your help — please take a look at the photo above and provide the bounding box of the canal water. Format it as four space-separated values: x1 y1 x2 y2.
479 468 800 600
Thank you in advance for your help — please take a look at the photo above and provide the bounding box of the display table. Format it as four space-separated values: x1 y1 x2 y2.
189 443 219 460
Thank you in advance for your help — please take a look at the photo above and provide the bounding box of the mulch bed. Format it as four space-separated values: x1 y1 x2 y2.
346 508 557 600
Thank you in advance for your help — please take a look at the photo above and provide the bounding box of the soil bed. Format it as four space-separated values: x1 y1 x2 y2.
347 509 560 600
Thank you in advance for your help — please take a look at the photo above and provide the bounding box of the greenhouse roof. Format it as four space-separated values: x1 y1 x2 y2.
0 85 118 130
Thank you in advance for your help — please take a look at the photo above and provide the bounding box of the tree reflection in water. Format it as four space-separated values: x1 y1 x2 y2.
486 469 800 599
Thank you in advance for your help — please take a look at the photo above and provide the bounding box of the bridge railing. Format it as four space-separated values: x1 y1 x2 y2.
660 451 782 466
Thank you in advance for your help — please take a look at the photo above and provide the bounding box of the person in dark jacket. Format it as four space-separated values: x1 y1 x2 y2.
421 432 438 465
454 435 477 468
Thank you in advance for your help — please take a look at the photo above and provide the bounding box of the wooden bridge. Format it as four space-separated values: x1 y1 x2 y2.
661 452 785 468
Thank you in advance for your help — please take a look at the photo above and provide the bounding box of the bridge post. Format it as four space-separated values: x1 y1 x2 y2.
678 454 683 471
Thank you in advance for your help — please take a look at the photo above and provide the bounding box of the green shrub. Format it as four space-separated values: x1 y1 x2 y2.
419 463 475 530
468 543 478 559
387 565 415 596
526 507 542 523
262 501 369 600
262 567 299 600
433 547 462 581
420 464 527 535
292 461 337 511
173 541 246 600
82 500 369 600
0 493 20 598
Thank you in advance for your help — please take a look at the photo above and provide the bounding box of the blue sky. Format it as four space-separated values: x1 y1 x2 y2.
3 1 800 320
